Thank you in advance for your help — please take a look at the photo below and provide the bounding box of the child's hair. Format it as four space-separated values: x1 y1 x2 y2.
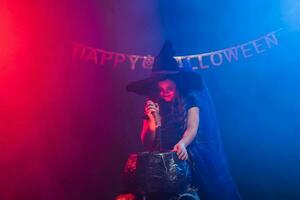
156 75 188 129
171 89 188 130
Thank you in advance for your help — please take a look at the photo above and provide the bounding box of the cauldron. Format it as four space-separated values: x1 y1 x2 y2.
123 151 192 195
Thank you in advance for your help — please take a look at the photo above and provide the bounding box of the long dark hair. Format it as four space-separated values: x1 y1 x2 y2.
149 75 188 129
171 93 188 129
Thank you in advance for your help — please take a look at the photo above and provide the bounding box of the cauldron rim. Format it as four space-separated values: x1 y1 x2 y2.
129 150 176 157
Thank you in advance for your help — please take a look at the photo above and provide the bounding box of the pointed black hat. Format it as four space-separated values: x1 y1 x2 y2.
126 41 202 96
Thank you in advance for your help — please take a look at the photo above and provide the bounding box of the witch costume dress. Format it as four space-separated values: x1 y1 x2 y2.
126 41 241 200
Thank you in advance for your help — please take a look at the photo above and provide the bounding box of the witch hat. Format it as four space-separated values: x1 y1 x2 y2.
126 41 202 96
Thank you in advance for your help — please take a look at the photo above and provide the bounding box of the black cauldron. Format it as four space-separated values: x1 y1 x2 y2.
123 151 192 195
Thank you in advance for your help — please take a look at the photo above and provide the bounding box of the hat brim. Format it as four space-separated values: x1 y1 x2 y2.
126 71 203 96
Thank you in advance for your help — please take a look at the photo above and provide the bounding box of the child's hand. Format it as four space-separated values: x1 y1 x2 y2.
173 141 188 160
144 100 161 127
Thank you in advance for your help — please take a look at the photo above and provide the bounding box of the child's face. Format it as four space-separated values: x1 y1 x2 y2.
157 79 177 102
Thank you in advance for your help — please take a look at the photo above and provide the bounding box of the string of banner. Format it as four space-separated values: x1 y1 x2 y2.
72 29 282 70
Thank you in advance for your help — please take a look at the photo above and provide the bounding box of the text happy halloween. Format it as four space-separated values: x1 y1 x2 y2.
73 29 281 70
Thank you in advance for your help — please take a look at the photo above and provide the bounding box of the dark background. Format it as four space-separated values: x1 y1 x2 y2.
0 0 300 199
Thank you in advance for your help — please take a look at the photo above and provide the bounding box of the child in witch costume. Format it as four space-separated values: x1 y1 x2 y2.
118 41 241 200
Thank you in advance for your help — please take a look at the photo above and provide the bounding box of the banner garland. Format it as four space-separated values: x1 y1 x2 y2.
72 29 282 70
